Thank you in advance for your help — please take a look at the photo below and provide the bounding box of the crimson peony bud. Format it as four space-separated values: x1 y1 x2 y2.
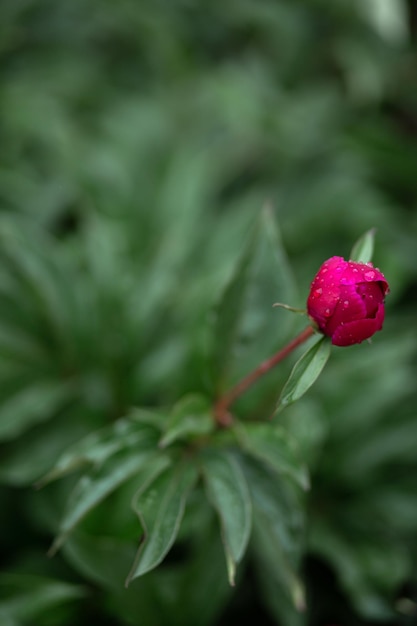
307 256 389 347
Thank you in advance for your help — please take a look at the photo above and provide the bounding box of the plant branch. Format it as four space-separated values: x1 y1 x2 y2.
214 325 315 426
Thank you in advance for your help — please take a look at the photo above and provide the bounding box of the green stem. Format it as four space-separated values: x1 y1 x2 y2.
214 325 315 426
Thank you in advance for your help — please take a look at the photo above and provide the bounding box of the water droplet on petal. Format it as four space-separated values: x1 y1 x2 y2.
352 268 359 273
312 288 323 298
364 271 375 280
322 269 328 274
324 308 331 317
343 300 349 308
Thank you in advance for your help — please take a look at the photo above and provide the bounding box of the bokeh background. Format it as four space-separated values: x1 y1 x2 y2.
1 1 417 625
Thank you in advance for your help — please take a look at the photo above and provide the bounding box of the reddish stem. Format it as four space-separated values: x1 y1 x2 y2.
214 325 315 426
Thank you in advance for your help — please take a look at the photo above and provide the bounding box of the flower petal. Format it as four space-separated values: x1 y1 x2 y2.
331 303 385 346
356 281 385 316
324 284 366 337
343 261 389 294
307 257 346 330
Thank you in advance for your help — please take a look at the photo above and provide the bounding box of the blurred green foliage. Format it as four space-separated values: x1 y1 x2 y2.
1 0 417 625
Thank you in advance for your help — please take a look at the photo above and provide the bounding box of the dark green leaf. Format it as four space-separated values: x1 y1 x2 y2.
200 449 252 585
50 450 170 554
236 205 298 357
209 206 298 392
209 222 257 390
126 460 198 584
234 422 309 490
0 380 74 442
242 457 305 612
309 520 403 619
64 531 138 592
0 410 89 486
173 518 232 626
276 336 331 413
0 573 85 623
349 228 376 263
39 417 160 486
159 394 213 448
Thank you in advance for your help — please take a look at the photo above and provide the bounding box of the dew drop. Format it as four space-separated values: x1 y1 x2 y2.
364 271 375 280
343 300 349 308
322 269 328 274
313 288 323 298
324 308 331 317
352 268 358 273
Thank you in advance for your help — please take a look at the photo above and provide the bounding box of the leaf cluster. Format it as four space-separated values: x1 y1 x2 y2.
1 1 417 626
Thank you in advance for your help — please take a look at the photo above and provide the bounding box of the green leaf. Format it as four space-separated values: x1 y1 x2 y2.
172 517 232 626
209 206 298 392
200 449 252 585
237 205 298 354
39 416 160 486
64 531 138 592
0 223 79 356
159 394 213 448
209 222 257 390
242 457 305 612
276 336 331 413
349 228 376 263
0 411 89 486
50 450 170 554
0 573 85 623
0 380 74 442
309 520 403 620
126 460 198 584
234 422 309 490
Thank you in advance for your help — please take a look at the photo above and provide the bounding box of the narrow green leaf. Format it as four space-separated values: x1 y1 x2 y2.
200 449 252 585
63 531 138 592
309 520 403 619
126 461 198 584
0 226 78 354
50 450 169 554
239 205 298 348
276 336 331 413
129 408 166 432
210 206 298 391
159 394 213 448
0 412 89 486
0 323 45 363
39 418 160 486
0 573 85 622
210 224 257 390
243 457 305 612
349 228 376 264
0 381 74 442
234 423 309 490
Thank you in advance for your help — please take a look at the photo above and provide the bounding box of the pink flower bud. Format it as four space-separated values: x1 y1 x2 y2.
307 256 389 347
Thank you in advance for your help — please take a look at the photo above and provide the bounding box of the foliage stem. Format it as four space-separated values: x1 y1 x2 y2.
214 325 315 426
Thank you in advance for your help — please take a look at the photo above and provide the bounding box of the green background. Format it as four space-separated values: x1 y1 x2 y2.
1 1 417 624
